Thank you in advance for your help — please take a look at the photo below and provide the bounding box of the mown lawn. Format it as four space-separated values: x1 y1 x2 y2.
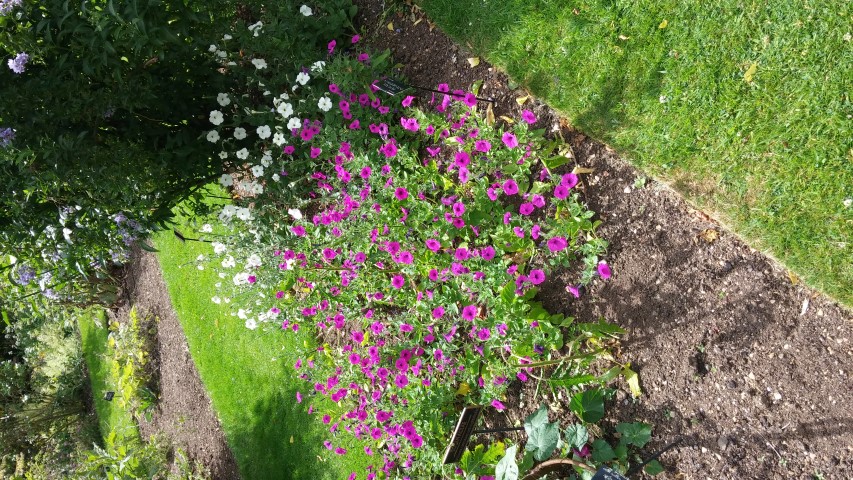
417 0 853 306
152 188 370 480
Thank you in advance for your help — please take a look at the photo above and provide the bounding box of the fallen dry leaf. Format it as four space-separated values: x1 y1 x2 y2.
572 166 595 175
658 19 668 29
744 62 758 83
699 228 719 243
387 22 394 31
516 95 529 105
467 57 480 67
788 270 800 285
485 102 496 126
500 115 516 124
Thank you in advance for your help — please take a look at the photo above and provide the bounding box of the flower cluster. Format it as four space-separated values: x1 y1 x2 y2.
7 52 29 74
0 0 21 15
0 127 15 148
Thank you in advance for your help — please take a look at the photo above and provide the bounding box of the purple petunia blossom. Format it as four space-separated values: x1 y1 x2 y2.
0 127 15 148
0 0 23 15
502 132 518 149
491 399 506 411
432 306 445 319
598 262 612 279
391 275 405 289
425 239 441 252
547 236 567 252
502 179 519 195
480 246 496 261
462 304 478 321
519 203 534 215
474 139 491 152
394 187 409 200
561 172 579 189
521 110 537 124
566 285 581 298
554 184 569 200
528 269 546 285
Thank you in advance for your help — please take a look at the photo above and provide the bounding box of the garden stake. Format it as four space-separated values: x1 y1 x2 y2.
374 78 495 103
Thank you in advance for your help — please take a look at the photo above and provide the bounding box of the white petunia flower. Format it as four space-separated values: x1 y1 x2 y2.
252 183 264 195
209 110 224 125
299 5 312 16
252 58 267 69
216 50 227 59
217 93 231 106
248 21 263 36
287 117 301 130
219 173 233 187
295 72 310 85
256 125 271 139
207 130 220 143
236 148 249 160
211 296 222 304
223 34 233 40
219 151 228 159
311 61 326 72
251 165 264 177
221 255 236 268
272 173 280 182
261 153 272 167
234 127 247 140
272 132 286 146
317 96 332 112
279 92 290 101
213 242 227 254
200 224 213 233
245 319 258 330
247 254 262 268
208 44 218 53
276 102 293 117
236 207 252 221
287 208 303 220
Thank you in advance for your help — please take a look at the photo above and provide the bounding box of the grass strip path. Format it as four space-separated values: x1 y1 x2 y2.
417 0 852 306
152 195 370 480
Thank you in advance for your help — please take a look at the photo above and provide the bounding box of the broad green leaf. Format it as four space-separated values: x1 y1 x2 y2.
615 422 652 448
644 460 665 476
591 439 616 462
564 424 589 449
549 374 597 388
570 389 605 423
482 441 505 465
525 421 560 461
523 405 549 432
495 445 519 480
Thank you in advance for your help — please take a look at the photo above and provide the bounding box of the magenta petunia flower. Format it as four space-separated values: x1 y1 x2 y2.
454 151 471 167
463 93 477 107
474 139 492 153
462 304 478 321
566 285 581 298
296 391 302 403
426 239 441 252
487 187 499 201
547 236 567 252
394 373 409 388
401 95 414 107
394 187 409 200
513 227 525 238
519 203 534 215
554 184 569 200
454 248 469 262
481 246 496 261
521 110 537 124
323 248 337 260
502 179 519 195
477 327 491 341
291 225 306 236
432 306 445 319
529 269 546 285
502 132 519 149
452 217 465 229
491 399 506 411
379 141 398 158
327 39 336 54
391 275 405 289
452 202 466 217
561 172 579 189
597 262 612 279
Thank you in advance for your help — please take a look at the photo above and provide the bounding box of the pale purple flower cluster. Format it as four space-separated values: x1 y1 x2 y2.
0 127 14 148
0 0 22 15
15 265 36 285
7 52 29 74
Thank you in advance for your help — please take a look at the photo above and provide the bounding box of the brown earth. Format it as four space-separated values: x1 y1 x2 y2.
109 247 241 480
352 1 853 479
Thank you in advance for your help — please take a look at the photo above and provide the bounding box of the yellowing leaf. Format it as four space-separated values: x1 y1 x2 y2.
387 22 394 31
699 228 719 243
500 115 516 124
456 382 471 396
467 57 480 67
486 102 496 126
290 436 294 443
658 19 668 29
744 62 758 83
788 270 800 285
623 365 642 398
362 331 370 347
516 95 529 106
572 166 595 175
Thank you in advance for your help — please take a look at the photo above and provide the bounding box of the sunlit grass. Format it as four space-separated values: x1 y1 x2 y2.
418 0 853 307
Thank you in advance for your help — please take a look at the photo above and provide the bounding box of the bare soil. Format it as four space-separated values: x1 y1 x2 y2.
109 246 241 480
353 2 853 479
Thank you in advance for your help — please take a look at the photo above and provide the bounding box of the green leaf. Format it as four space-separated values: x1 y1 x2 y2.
570 389 605 423
137 241 159 253
549 373 597 388
525 421 560 461
523 405 549 431
564 424 589 449
482 441 506 465
591 439 616 462
495 445 519 480
644 460 665 476
615 422 652 448
543 155 570 171
576 319 625 338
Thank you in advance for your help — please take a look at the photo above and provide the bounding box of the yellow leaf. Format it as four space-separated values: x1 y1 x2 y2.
623 365 642 398
699 228 719 243
290 436 294 443
744 62 758 83
572 166 595 175
456 382 471 396
486 102 495 126
387 22 394 31
499 115 516 124
467 57 480 67
787 270 800 285
516 95 528 105
658 19 668 29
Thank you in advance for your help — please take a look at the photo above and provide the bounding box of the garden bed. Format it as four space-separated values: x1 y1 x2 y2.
352 1 853 478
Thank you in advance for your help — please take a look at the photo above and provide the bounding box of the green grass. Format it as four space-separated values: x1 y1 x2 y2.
417 0 853 306
152 188 370 480
78 309 139 442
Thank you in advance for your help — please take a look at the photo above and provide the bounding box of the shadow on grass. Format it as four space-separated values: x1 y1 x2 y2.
227 382 343 480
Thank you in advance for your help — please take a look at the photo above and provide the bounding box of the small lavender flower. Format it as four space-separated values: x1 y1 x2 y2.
0 0 22 16
15 265 36 285
7 52 29 74
0 127 14 148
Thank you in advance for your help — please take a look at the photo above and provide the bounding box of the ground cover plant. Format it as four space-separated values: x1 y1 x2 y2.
196 23 639 476
415 0 853 307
